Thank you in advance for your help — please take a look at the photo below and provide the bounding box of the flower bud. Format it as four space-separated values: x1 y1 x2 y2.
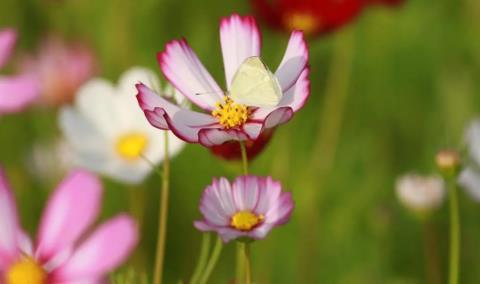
396 174 445 218
435 149 461 178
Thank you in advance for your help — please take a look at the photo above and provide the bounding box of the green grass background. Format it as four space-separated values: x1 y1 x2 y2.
0 0 479 283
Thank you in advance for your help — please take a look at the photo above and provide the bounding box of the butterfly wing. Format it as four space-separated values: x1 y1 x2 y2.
229 56 282 108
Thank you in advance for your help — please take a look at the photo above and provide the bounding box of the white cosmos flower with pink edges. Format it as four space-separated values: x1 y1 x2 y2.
136 14 309 147
194 176 294 243
0 28 39 115
0 168 137 283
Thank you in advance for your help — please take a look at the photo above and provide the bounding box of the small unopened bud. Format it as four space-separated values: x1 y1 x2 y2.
435 149 461 177
396 174 445 217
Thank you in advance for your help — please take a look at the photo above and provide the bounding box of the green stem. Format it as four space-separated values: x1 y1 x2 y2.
239 141 248 175
448 178 460 284
153 131 170 284
190 234 212 284
244 243 252 284
198 237 223 284
236 141 249 283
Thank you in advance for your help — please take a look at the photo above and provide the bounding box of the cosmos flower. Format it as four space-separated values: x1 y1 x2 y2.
194 176 294 243
250 0 404 37
0 168 137 283
0 28 39 115
395 174 445 213
137 13 310 147
18 36 97 107
459 119 480 201
59 67 185 185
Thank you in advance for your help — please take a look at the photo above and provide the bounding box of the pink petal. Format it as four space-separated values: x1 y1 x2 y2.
193 220 216 232
0 28 16 69
56 279 104 284
275 31 309 92
216 227 247 243
250 107 294 129
199 178 236 226
254 177 282 215
220 14 261 89
278 67 310 112
36 170 102 262
198 128 249 147
264 192 294 226
263 107 293 128
243 122 263 140
51 215 138 280
232 176 260 211
137 83 219 143
193 221 247 244
0 168 20 265
0 74 40 115
157 39 223 111
248 223 274 240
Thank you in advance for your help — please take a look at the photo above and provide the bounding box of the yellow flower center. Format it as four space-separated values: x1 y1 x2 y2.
284 13 320 35
211 96 249 129
230 211 264 231
116 132 149 161
6 257 47 284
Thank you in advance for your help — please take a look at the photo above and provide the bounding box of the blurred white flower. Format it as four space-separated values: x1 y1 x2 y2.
59 67 185 185
459 119 480 201
396 174 445 213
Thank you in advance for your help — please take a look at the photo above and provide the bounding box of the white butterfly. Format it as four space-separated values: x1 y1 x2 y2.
229 56 282 108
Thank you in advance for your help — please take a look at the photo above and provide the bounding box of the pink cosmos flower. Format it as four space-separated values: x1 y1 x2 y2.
18 36 97 107
194 176 294 243
0 28 39 115
136 14 310 147
0 168 137 283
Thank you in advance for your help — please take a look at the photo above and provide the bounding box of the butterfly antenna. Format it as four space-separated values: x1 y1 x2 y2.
195 90 227 96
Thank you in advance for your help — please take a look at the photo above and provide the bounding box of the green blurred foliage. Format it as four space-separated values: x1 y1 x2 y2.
0 0 479 283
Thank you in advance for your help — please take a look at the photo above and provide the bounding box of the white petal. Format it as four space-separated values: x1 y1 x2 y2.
158 39 223 110
220 14 261 89
275 31 309 92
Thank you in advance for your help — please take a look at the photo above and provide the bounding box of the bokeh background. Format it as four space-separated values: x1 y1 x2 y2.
1 0 480 283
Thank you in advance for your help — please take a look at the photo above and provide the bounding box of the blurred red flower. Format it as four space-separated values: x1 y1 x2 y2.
250 0 404 37
209 128 275 161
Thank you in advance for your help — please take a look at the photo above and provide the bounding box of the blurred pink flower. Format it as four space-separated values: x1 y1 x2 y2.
194 176 294 243
0 168 137 283
137 14 310 147
0 28 39 115
19 36 97 107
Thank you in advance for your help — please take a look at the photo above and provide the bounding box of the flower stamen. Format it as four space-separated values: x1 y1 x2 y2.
6 257 47 284
116 132 149 161
212 96 249 129
231 211 264 231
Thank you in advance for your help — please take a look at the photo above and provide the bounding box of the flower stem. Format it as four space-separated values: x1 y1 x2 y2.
244 243 252 284
448 178 460 284
236 141 250 283
153 131 170 284
239 141 248 175
198 236 223 284
190 233 211 284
